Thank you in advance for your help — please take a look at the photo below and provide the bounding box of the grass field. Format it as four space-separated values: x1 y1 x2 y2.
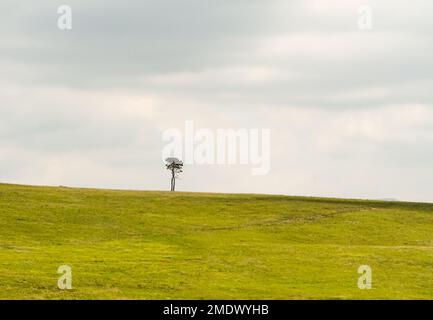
1 183 433 299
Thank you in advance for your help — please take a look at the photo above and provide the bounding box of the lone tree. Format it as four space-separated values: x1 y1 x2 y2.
165 157 183 192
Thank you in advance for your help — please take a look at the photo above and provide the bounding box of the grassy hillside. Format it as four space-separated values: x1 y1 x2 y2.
1 183 433 299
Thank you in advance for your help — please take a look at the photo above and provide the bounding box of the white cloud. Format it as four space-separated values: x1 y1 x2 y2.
1 0 433 202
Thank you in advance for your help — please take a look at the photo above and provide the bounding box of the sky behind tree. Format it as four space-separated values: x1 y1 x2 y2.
1 0 433 202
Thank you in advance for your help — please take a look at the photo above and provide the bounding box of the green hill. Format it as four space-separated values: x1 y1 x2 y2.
1 183 433 299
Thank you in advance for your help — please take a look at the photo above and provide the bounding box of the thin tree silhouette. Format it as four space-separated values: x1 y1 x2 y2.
165 158 183 191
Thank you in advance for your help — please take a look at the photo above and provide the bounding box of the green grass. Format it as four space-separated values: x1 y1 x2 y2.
1 183 433 299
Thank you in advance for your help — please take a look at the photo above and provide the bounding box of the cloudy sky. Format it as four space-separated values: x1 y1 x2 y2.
1 0 433 202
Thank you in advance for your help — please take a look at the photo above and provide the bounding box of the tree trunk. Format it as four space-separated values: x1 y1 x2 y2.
171 169 175 191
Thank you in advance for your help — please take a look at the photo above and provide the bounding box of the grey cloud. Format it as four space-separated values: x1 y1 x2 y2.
1 0 433 110
1 1 433 201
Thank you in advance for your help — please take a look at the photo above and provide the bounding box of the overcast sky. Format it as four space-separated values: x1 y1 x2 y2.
1 0 433 202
